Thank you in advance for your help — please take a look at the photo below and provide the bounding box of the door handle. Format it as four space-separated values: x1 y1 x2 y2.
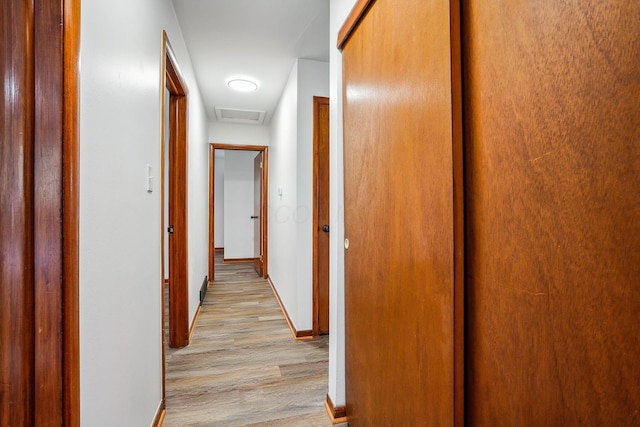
251 216 259 219
167 225 174 234
322 225 330 233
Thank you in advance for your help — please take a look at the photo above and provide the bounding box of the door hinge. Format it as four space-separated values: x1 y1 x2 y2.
260 255 263 262
260 161 263 169
167 225 174 234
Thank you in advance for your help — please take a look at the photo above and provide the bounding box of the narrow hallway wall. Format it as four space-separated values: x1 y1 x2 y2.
208 122 269 255
79 0 208 424
268 59 329 333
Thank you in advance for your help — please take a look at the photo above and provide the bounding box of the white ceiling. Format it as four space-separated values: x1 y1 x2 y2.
171 0 330 125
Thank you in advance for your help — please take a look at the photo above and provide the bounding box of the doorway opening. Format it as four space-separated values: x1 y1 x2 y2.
312 96 330 336
160 31 190 406
209 144 268 282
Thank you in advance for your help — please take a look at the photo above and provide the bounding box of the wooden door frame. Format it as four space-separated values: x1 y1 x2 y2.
62 2 81 422
161 31 190 356
312 96 330 336
252 152 265 276
1 0 80 424
209 144 268 281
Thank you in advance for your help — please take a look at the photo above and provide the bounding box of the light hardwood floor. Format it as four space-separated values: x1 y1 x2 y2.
163 253 346 426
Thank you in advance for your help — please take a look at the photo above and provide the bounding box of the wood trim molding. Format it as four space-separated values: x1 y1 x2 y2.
312 96 330 336
267 277 313 340
209 143 269 281
208 144 215 282
189 305 202 342
261 149 269 278
223 257 258 263
324 394 347 424
63 0 81 424
151 400 166 427
312 96 320 336
337 0 375 49
211 143 267 151
2 0 80 422
162 31 190 349
215 247 224 252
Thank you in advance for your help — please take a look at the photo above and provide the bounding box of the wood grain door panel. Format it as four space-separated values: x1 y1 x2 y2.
462 1 640 424
1 2 36 423
342 0 461 424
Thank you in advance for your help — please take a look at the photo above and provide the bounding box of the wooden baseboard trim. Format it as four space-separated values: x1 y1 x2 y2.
189 304 202 341
266 276 313 341
296 329 313 339
152 400 166 426
223 257 257 263
214 247 224 252
325 394 347 424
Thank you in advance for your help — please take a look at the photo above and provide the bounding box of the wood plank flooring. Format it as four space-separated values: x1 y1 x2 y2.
163 253 345 426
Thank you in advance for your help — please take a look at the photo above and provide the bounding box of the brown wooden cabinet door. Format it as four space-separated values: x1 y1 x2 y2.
341 0 462 424
463 1 640 424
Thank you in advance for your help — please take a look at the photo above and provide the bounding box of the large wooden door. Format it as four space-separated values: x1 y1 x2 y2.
340 0 462 425
313 96 330 335
253 152 264 277
463 1 640 425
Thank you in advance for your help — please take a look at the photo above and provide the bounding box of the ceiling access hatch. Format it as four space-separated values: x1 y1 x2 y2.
214 107 266 125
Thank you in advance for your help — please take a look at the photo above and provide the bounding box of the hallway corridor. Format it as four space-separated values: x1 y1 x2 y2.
163 255 342 426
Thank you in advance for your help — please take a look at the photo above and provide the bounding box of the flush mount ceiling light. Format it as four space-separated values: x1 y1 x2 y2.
227 78 258 92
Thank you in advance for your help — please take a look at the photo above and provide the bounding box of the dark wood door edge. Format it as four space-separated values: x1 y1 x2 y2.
337 0 375 49
63 0 81 424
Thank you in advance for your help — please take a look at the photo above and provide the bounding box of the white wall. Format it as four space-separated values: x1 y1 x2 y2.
328 0 358 409
209 122 270 146
214 156 225 248
223 151 258 258
186 69 210 324
296 59 330 329
268 59 329 331
269 62 300 323
209 123 268 256
79 0 208 424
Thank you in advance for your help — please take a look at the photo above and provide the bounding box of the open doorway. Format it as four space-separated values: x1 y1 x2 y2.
312 96 330 336
160 32 190 406
209 144 268 282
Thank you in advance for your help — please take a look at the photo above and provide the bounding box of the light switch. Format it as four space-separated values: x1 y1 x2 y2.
146 164 153 193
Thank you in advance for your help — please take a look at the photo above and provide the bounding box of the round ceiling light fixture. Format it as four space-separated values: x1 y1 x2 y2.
227 78 258 92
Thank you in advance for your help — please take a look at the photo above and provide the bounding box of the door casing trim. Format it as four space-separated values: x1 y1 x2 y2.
209 144 269 281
